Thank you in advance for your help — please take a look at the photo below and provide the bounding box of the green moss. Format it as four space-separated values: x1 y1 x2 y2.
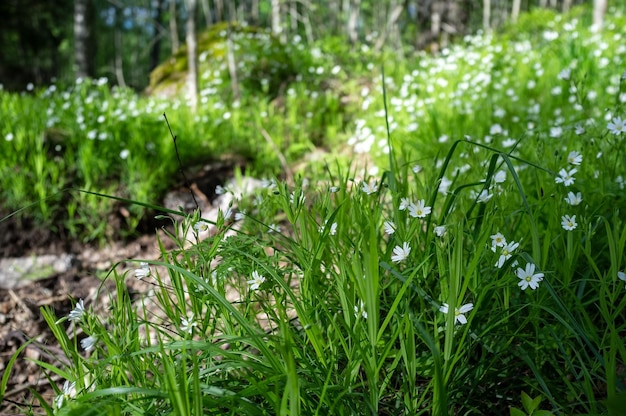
148 22 301 99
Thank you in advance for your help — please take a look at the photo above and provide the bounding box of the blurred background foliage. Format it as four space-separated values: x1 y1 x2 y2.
0 0 620 93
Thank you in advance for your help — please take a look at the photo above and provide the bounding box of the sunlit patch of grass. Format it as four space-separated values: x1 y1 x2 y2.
2 5 626 414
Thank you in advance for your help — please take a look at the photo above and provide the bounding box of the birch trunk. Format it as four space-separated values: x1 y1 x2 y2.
592 0 607 32
185 0 198 112
169 0 180 52
74 0 91 78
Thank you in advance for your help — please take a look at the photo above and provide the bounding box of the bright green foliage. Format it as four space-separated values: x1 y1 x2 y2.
2 5 626 415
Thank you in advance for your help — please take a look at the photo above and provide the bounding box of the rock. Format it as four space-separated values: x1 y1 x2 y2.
0 254 77 289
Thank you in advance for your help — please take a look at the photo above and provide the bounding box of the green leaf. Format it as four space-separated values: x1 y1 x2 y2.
510 407 527 416
534 410 555 416
521 391 533 413
606 391 626 416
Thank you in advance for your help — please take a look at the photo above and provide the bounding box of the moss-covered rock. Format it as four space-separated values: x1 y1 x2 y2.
147 22 303 99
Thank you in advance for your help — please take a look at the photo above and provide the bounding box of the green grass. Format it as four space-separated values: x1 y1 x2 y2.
2 4 626 415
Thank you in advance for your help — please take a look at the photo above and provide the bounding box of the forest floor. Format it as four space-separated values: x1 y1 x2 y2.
0 219 173 414
0 167 226 414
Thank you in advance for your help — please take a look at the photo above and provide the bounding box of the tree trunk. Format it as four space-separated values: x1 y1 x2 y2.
290 1 298 35
226 0 239 101
271 0 282 39
74 0 92 79
329 0 340 35
251 0 259 25
374 0 404 51
347 0 360 44
511 0 521 23
214 0 224 22
150 0 165 71
113 6 127 87
185 0 199 112
169 0 180 53
482 0 491 31
226 20 240 103
200 0 213 27
562 0 572 13
592 0 607 31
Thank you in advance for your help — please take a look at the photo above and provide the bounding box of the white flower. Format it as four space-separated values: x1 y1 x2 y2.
68 299 85 322
234 210 246 221
412 165 422 173
434 225 446 237
81 335 98 352
247 271 265 291
5 132 14 141
476 189 493 203
439 303 473 325
496 241 519 268
354 300 367 319
490 232 507 252
555 168 577 186
119 149 130 159
493 170 506 184
383 220 396 235
575 124 585 135
399 197 410 211
180 315 198 334
320 221 337 235
289 191 305 205
490 124 503 135
329 186 339 193
362 181 378 195
215 185 226 195
607 116 625 135
268 223 281 233
564 191 582 206
558 68 571 80
134 262 151 280
408 199 431 218
516 263 544 290
550 126 563 138
567 150 583 165
194 221 210 233
261 178 277 189
618 271 626 287
561 214 577 231
617 176 625 190
391 242 411 263
55 380 76 409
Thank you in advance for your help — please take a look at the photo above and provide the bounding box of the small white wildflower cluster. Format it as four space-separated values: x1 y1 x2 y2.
319 220 338 236
607 116 625 135
398 197 432 218
470 170 507 203
58 299 99 408
247 270 265 291
516 263 544 291
555 150 583 231
439 303 473 325
354 299 367 320
491 233 545 291
134 262 151 280
491 232 520 269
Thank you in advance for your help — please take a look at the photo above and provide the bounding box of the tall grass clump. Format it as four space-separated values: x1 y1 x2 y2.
0 37 354 242
22 63 626 414
3 4 625 415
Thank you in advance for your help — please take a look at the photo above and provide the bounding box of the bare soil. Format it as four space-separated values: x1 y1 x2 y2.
0 221 171 414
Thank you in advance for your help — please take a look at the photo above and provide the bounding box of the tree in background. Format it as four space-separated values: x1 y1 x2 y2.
74 0 94 79
185 0 199 113
0 0 618 92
